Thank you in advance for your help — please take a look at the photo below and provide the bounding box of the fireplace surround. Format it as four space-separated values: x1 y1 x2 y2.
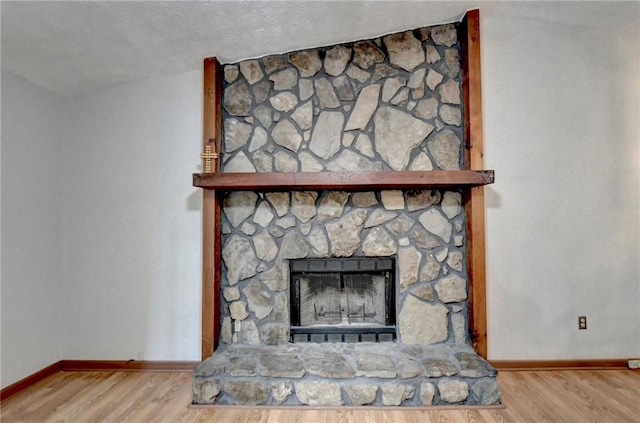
192 10 498 406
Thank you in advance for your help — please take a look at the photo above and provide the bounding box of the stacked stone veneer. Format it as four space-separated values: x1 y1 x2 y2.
194 22 500 406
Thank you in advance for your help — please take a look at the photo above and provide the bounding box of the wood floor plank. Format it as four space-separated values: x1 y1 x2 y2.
2 369 639 422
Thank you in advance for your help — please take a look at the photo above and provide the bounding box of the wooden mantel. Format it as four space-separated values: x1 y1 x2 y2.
193 170 494 191
197 9 489 360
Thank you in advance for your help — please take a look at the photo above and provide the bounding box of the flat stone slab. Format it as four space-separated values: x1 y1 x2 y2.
193 343 499 406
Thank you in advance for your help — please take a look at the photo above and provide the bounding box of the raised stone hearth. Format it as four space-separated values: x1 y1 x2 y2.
193 17 500 407
194 343 499 406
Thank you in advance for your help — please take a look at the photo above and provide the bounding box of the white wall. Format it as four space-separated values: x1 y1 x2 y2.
482 7 640 359
1 72 63 387
59 71 203 360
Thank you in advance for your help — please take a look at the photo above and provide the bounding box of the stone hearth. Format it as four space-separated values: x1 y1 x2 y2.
193 18 500 407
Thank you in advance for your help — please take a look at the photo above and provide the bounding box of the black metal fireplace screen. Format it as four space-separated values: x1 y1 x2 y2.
290 257 396 343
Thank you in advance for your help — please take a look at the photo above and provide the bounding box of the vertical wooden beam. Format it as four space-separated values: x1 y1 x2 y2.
201 57 223 359
461 9 488 358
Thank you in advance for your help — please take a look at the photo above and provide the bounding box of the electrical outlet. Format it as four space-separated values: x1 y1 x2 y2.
628 359 640 369
578 316 587 330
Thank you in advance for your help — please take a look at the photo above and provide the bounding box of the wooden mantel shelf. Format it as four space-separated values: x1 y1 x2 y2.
193 170 494 191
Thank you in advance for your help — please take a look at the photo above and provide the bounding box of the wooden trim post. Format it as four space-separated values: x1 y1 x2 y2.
201 57 223 359
461 9 488 358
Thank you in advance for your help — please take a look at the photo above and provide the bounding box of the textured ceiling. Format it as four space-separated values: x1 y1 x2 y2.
1 1 638 97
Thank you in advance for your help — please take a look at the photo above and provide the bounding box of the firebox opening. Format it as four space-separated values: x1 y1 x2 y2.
290 257 396 343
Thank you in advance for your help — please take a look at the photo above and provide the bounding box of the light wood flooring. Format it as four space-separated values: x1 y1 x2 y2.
1 369 639 422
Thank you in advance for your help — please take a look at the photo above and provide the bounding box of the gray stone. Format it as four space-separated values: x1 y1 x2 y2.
381 190 405 210
253 81 271 103
265 192 289 217
224 65 239 83
421 254 441 282
224 118 252 152
397 357 423 379
251 150 273 172
260 354 305 378
342 133 355 148
299 151 324 171
386 215 414 236
195 354 226 377
413 97 439 119
439 79 461 104
352 192 378 207
270 92 298 113
272 119 302 152
451 312 466 344
317 191 349 223
261 323 289 345
384 31 424 71
223 286 240 302
426 45 441 64
222 236 258 285
408 68 426 89
226 356 257 376
471 379 501 404
326 209 367 257
240 221 256 236
398 237 410 247
362 227 397 256
239 59 264 85
229 301 249 320
254 105 273 129
353 41 385 69
299 79 314 101
426 69 444 91
354 133 375 158
457 352 497 377
332 76 354 101
263 55 287 74
390 87 410 106
306 352 355 378
345 84 380 131
275 216 295 229
382 77 406 103
447 251 463 272
273 292 288 321
253 202 275 228
428 129 461 170
442 191 462 218
224 81 251 116
280 231 309 259
310 111 344 159
399 246 421 291
423 358 457 377
291 191 318 222
439 380 469 403
356 353 396 378
225 151 256 172
431 24 457 47
407 190 442 212
307 226 329 257
370 63 398 83
441 48 461 78
374 107 434 170
454 234 464 247
381 383 415 405
248 126 268 152
274 151 298 172
289 50 322 77
345 384 378 405
409 151 434 171
269 68 297 90
411 285 435 301
193 379 220 404
364 209 396 228
399 296 449 344
295 382 343 406
411 85 425 101
440 105 461 126
261 261 288 292
291 101 313 130
272 383 293 405
325 45 351 76
224 192 258 228
420 382 436 405
243 281 272 319
419 208 452 242
221 317 232 344
346 65 371 82
315 78 340 109
435 274 467 303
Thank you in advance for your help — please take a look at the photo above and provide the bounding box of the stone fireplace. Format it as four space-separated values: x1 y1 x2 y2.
193 15 499 406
